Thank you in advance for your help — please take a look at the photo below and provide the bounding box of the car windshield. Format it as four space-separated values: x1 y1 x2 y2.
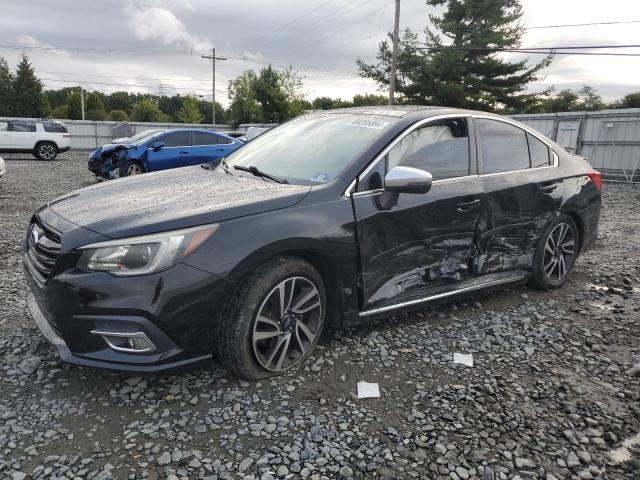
122 130 161 145
225 113 395 185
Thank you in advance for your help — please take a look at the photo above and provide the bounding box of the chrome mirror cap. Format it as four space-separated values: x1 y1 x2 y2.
384 166 433 194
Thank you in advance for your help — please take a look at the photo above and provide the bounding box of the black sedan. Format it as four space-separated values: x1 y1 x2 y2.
23 106 602 379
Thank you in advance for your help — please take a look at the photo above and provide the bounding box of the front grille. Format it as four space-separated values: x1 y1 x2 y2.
24 220 61 285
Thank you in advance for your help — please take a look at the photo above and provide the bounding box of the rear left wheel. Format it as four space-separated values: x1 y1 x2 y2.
530 215 578 289
35 142 58 161
217 256 326 380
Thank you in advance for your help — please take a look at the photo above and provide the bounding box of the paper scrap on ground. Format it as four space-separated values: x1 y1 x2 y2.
453 352 474 367
357 381 380 399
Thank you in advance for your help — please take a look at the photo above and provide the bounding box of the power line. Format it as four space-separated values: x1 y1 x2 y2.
37 70 211 82
0 44 206 56
253 0 340 41
40 77 227 93
525 19 640 29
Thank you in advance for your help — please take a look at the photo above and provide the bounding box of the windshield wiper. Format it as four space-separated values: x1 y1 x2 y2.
233 165 289 184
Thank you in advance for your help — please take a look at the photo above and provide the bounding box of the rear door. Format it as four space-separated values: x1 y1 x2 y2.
475 117 562 275
352 117 484 312
8 120 37 150
146 131 192 171
191 131 229 165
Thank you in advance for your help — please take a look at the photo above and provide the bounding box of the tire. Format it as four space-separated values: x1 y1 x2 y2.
120 160 145 177
529 215 579 290
35 142 58 161
217 256 327 380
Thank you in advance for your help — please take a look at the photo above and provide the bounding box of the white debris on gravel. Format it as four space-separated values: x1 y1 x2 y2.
0 153 639 479
453 352 474 367
356 381 380 399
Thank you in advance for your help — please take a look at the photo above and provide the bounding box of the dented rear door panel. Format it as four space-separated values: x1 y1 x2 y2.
352 178 484 311
476 168 564 275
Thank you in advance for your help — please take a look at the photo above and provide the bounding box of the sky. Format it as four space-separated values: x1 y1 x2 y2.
0 0 639 107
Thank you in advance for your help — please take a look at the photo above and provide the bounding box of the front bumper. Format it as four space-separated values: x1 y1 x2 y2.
27 292 212 373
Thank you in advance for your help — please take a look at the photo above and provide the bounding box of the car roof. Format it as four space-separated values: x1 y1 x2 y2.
311 105 504 122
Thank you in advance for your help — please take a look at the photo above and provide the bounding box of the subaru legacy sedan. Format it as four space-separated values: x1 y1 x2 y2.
23 106 601 379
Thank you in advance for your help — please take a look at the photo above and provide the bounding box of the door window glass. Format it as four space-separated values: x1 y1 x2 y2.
9 121 36 132
216 135 232 144
159 131 190 148
527 133 551 168
43 121 68 133
477 119 530 173
387 119 470 180
193 131 219 146
0 121 8 131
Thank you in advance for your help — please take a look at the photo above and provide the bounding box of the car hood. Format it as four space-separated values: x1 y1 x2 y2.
47 166 311 238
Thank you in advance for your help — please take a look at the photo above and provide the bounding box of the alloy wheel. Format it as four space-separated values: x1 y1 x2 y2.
127 164 142 175
252 276 322 372
543 222 576 282
39 144 55 160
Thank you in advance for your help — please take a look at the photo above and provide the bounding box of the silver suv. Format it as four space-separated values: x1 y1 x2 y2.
0 119 71 161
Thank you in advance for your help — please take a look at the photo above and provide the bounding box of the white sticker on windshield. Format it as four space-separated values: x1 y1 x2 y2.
346 119 390 130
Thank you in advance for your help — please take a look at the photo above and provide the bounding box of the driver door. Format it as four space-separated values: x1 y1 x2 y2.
351 117 485 313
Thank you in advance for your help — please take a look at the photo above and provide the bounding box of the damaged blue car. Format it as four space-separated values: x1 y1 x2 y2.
88 128 243 179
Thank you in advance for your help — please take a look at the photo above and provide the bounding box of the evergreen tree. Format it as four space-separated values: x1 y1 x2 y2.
358 0 552 112
176 95 203 123
13 54 47 117
0 56 15 116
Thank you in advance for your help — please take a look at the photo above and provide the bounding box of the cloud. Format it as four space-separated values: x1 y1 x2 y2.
125 4 210 52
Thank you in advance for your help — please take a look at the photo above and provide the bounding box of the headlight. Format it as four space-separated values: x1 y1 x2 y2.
76 224 219 276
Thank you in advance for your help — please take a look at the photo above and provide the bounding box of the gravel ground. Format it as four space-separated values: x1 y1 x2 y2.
0 152 639 480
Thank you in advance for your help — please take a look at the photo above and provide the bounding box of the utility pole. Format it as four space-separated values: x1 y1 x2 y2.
80 87 85 120
388 0 401 106
201 48 227 125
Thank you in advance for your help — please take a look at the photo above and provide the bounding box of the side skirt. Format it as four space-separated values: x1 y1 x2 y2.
358 271 528 318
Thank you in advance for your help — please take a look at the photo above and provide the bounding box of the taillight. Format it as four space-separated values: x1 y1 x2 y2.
586 170 602 191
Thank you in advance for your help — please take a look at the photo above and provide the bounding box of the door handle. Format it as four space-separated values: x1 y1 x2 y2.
539 184 557 193
457 198 481 212
179 151 189 154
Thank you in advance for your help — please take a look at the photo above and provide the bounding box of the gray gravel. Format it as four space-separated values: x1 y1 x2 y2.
1 152 639 479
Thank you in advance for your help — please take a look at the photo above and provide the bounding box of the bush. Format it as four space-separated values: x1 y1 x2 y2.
51 104 69 119
86 109 110 121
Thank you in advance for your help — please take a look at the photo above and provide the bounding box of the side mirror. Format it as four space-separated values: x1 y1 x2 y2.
384 166 433 194
151 141 165 151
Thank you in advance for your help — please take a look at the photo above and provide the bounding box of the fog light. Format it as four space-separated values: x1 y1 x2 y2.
90 329 156 353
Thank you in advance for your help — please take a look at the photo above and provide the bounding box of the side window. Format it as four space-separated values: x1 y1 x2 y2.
527 133 551 168
193 131 218 146
388 120 470 180
217 135 232 145
0 121 8 132
477 119 530 174
159 131 190 148
9 121 36 133
43 121 68 133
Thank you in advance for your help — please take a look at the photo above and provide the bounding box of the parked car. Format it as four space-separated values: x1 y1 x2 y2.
0 119 70 160
0 156 5 178
88 128 243 178
23 106 602 379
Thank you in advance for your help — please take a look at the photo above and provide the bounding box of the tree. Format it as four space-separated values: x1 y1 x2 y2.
51 104 69 119
12 54 47 117
198 100 227 124
176 95 203 123
66 91 83 120
620 92 640 109
85 91 108 120
254 65 290 123
0 56 14 116
107 91 131 112
228 70 263 124
576 85 604 111
352 94 387 107
131 99 164 122
358 0 552 112
110 110 128 121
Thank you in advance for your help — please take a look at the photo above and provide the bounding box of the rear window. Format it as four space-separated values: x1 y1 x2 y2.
9 121 36 132
160 131 190 148
42 121 68 133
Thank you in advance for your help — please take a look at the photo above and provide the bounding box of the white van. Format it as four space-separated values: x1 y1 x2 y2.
0 119 71 161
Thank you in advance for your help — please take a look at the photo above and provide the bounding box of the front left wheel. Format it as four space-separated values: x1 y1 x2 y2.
35 142 58 161
217 256 326 380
